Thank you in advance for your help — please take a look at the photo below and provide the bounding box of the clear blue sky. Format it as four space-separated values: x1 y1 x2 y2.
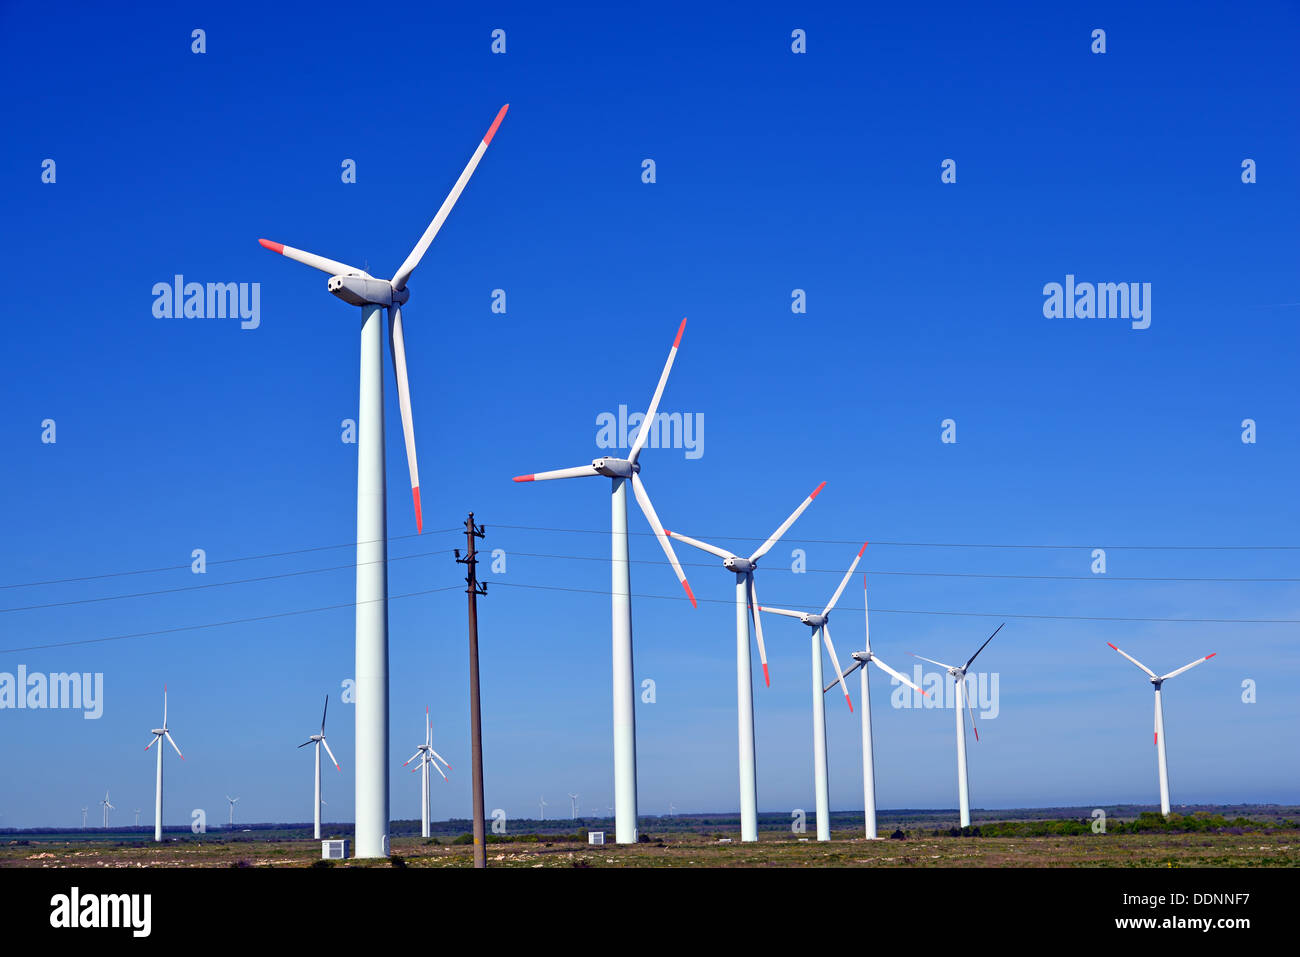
1 1 1297 829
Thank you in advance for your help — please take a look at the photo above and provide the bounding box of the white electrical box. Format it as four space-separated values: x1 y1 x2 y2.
588 831 605 845
322 839 349 859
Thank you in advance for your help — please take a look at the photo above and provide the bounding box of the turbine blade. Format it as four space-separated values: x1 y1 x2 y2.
663 530 733 562
821 623 853 712
1159 653 1216 682
320 737 341 770
433 761 448 782
824 659 865 694
748 572 769 686
1107 642 1157 679
145 734 158 751
321 694 329 733
258 239 367 277
513 464 600 482
426 707 432 748
909 653 955 671
631 473 696 607
749 482 826 562
387 305 422 532
756 605 805 620
821 542 867 616
297 739 314 748
162 685 167 728
862 573 872 655
628 318 686 464
391 104 509 290
164 732 183 760
963 623 1004 671
428 748 451 769
871 655 927 695
962 676 980 742
403 750 423 766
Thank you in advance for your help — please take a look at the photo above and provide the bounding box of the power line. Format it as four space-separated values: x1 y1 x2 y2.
498 550 1300 583
0 528 462 591
0 585 463 655
492 523 1300 551
490 580 1300 625
0 549 459 615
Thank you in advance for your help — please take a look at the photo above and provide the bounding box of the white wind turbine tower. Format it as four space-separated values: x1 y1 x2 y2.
144 685 184 842
298 695 341 840
513 318 697 844
134 809 141 827
568 794 580 820
402 708 450 838
665 482 829 842
759 543 863 842
910 624 1003 828
260 104 508 858
100 789 114 828
1107 642 1216 816
225 795 239 828
80 807 88 828
538 796 548 821
824 572 927 839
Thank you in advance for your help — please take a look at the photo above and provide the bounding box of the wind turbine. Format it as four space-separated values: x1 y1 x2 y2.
513 318 696 844
225 795 239 828
910 624 1004 828
664 482 828 842
824 572 927 838
100 790 114 828
402 708 450 838
144 685 184 842
298 695 341 841
1107 643 1216 816
568 794 580 820
759 543 862 842
80 807 88 828
260 104 508 858
538 796 548 821
134 809 141 827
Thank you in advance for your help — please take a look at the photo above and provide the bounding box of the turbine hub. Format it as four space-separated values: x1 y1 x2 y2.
592 457 637 478
802 613 826 628
327 275 404 307
724 556 754 573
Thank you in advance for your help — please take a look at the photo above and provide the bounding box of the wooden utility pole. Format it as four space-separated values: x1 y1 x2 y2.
456 513 489 868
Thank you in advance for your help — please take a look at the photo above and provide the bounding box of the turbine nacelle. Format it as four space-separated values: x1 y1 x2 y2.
592 457 639 478
799 612 827 628
327 274 408 308
723 556 754 574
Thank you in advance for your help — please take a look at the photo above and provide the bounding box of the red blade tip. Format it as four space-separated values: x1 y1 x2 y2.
846 694 854 713
682 580 697 608
810 481 827 500
513 474 534 482
1205 653 1216 659
858 541 869 557
762 662 770 687
1106 642 1117 650
412 486 422 533
672 317 687 349
483 104 509 146
258 238 284 254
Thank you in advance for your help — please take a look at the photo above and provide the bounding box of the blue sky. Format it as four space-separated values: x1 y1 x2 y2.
1 1 1297 829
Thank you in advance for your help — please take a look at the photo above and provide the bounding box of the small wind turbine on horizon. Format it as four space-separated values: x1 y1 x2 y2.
1107 642 1216 816
824 572 927 839
666 482 828 843
568 794 579 820
911 624 1004 828
100 790 114 828
260 104 508 858
538 796 548 821
133 809 141 827
513 318 697 844
80 807 88 828
298 695 340 840
225 795 239 828
760 543 862 842
144 685 184 842
402 708 450 838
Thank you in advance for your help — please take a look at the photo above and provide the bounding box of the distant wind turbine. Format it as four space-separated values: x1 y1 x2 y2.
144 685 184 842
226 795 239 828
81 807 88 828
134 809 141 827
824 572 927 838
666 481 828 843
1107 643 1216 816
402 708 450 838
538 796 547 820
100 789 114 828
568 794 579 820
910 625 1004 828
298 695 340 840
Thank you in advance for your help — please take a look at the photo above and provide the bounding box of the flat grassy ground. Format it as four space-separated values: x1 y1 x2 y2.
2 830 1295 868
